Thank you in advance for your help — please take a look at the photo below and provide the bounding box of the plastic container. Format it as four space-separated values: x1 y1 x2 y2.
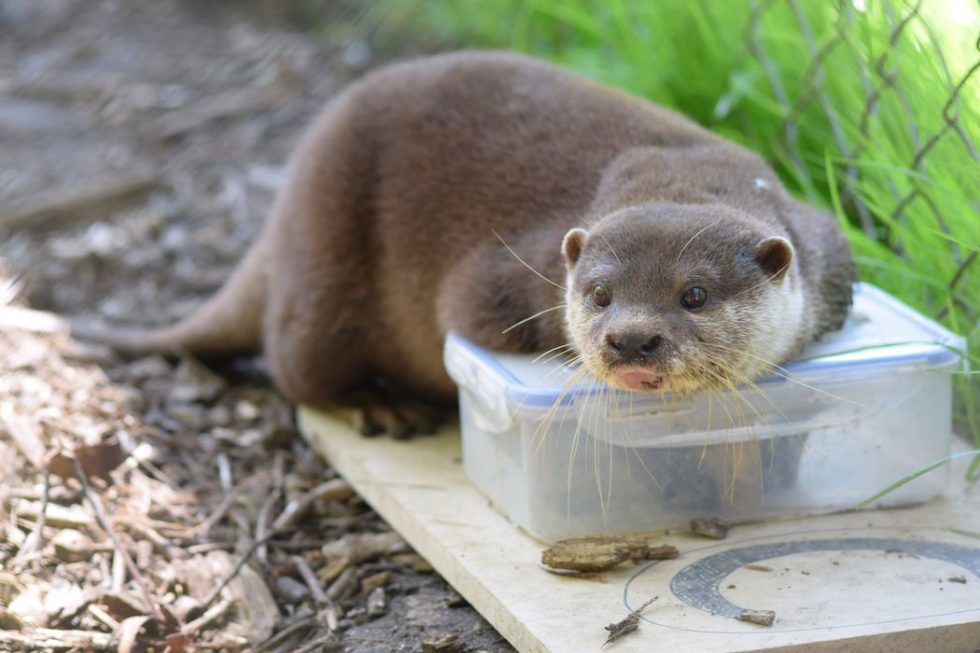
444 283 966 542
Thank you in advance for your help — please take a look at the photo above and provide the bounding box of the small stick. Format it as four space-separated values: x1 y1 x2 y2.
181 597 233 636
292 554 330 605
252 615 318 653
73 458 164 622
270 479 353 533
602 596 658 647
13 462 51 567
111 549 126 593
86 603 121 631
255 453 285 565
188 493 235 538
198 531 277 610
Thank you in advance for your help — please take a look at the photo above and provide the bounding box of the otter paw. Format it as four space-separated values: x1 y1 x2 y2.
346 392 443 439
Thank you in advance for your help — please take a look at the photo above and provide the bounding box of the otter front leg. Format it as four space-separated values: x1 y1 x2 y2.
437 235 570 354
264 308 444 437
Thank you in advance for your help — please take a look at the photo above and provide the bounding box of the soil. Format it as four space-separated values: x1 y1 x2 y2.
0 1 514 651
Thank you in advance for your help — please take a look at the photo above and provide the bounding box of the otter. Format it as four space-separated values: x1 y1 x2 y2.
81 51 855 435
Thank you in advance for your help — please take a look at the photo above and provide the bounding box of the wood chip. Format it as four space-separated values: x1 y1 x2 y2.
737 609 776 627
359 570 391 595
50 437 127 482
541 536 678 572
366 586 386 617
0 401 46 468
14 500 93 529
52 529 100 562
421 633 464 653
690 517 730 540
273 575 310 604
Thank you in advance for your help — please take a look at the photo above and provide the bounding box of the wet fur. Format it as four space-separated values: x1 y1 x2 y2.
96 51 854 408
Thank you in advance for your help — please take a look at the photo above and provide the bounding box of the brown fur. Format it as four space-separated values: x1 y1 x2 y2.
94 51 854 409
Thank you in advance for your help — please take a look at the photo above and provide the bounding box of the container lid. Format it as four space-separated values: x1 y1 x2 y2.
443 283 965 411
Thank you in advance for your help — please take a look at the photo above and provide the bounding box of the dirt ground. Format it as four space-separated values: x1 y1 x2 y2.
0 1 514 651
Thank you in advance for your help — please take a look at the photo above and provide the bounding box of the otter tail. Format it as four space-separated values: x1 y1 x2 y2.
22 236 269 358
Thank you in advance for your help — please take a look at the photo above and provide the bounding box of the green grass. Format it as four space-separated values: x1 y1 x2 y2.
377 0 979 450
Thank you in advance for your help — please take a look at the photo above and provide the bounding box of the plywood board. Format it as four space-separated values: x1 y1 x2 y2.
299 408 980 653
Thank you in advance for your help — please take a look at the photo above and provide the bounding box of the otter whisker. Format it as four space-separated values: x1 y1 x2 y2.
492 228 566 290
532 342 574 363
674 218 722 263
596 232 623 266
705 342 862 406
501 303 566 334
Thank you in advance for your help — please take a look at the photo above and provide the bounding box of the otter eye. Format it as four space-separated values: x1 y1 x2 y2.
591 283 612 308
681 286 707 310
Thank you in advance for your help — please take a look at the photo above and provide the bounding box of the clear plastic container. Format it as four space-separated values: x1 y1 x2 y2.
444 284 966 542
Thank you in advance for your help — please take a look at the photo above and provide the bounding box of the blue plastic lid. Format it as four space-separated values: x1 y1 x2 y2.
443 283 965 410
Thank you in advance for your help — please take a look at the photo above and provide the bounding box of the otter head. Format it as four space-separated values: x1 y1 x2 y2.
561 203 804 394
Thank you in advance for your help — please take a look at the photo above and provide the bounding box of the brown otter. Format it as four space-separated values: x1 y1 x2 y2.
81 51 854 435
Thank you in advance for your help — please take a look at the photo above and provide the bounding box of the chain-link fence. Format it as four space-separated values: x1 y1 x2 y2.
743 0 978 325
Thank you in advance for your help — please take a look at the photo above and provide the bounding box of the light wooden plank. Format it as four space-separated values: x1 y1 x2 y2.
299 408 980 653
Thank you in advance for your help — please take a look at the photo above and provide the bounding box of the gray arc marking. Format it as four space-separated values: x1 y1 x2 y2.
669 537 980 618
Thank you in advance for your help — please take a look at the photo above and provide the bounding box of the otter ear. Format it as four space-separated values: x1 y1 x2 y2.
562 228 588 270
755 236 794 281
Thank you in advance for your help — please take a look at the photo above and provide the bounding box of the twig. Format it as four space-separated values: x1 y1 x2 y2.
252 615 318 653
87 603 121 631
198 531 278 610
292 555 330 605
13 462 51 568
256 452 285 565
270 479 353 532
73 458 164 622
111 548 126 593
293 633 341 653
188 493 235 538
181 597 234 636
603 597 658 647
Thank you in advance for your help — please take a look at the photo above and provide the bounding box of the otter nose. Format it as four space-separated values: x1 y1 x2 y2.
605 332 664 362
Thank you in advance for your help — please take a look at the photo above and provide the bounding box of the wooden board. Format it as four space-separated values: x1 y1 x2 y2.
299 408 980 653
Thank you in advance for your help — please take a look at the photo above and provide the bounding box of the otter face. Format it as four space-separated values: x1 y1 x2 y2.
561 204 803 394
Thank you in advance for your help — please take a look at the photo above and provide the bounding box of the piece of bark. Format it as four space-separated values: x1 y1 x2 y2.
0 628 113 651
421 633 464 653
737 609 776 627
542 536 678 572
690 517 730 540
